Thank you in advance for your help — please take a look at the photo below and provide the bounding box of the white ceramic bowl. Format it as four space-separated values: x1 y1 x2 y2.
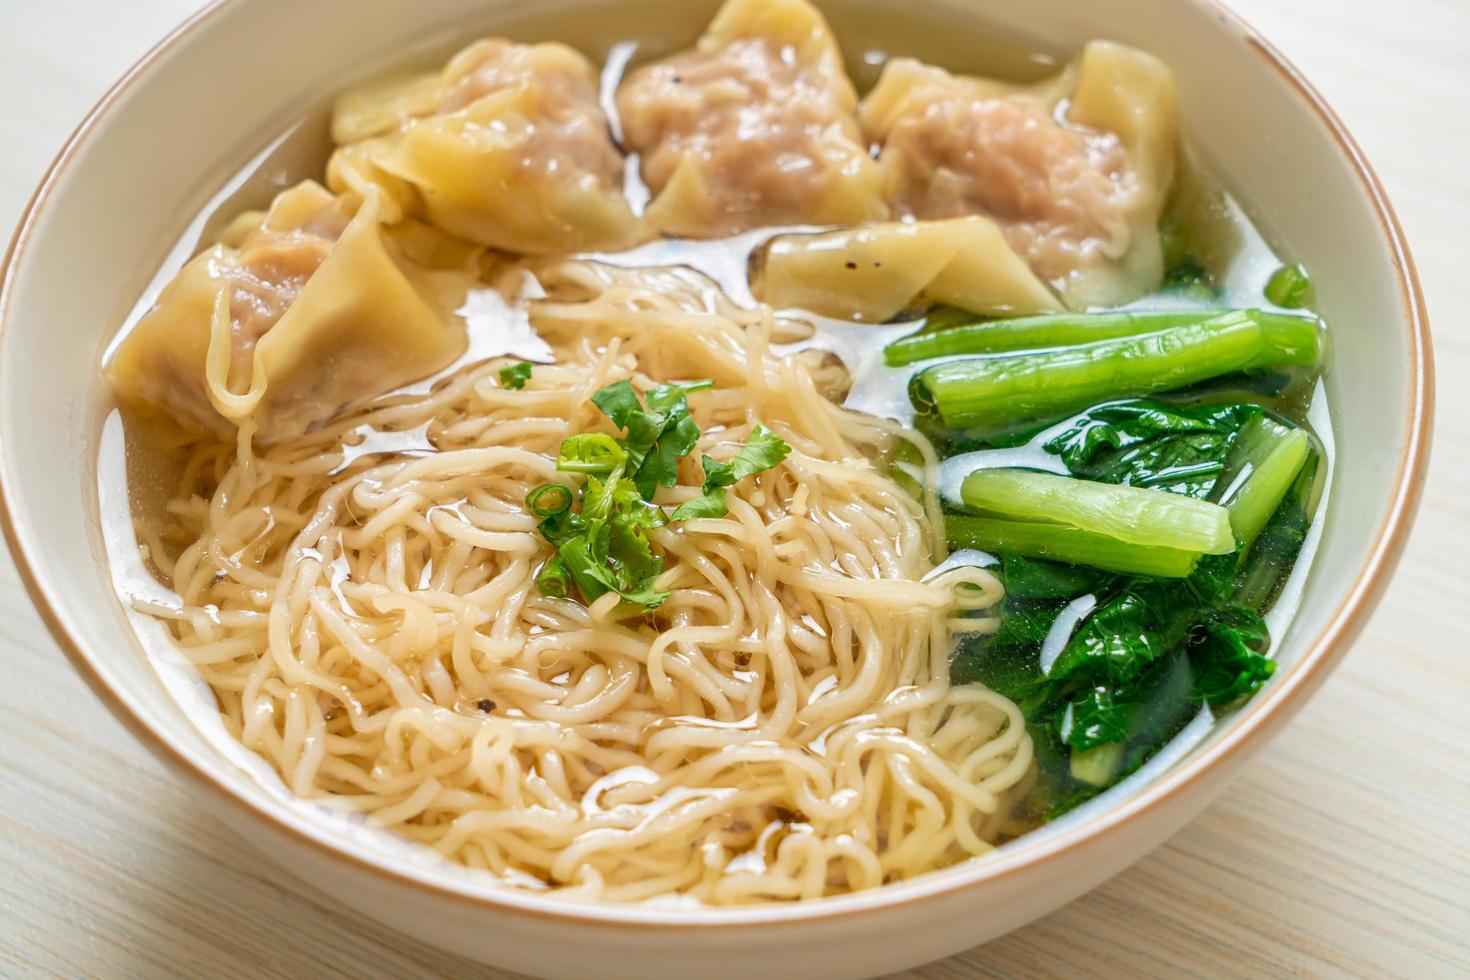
0 1 1432 978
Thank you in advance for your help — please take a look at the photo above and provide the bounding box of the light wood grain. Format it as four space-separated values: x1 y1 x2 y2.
0 1 1466 977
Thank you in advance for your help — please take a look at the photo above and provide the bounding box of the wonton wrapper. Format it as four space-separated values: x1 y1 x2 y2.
754 217 1062 321
108 181 473 441
616 0 887 237
328 39 642 254
860 41 1178 308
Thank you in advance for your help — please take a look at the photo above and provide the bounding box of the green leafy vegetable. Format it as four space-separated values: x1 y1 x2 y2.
1042 400 1263 498
634 380 710 498
1234 453 1320 610
885 308 1321 368
959 468 1236 555
997 553 1109 601
950 401 1322 815
1048 581 1196 687
540 472 671 610
1190 607 1274 704
723 425 792 482
1211 416 1312 552
911 312 1266 434
498 362 533 389
946 515 1201 578
1265 264 1314 309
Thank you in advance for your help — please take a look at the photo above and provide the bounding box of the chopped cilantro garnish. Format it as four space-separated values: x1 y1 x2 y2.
498 362 533 389
671 425 791 521
556 433 625 475
526 380 789 611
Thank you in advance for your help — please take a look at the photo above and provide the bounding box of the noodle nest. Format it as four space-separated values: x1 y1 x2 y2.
136 259 1032 904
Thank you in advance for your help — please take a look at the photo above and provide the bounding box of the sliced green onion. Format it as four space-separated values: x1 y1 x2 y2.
555 433 626 475
526 484 573 518
535 556 571 598
498 362 533 389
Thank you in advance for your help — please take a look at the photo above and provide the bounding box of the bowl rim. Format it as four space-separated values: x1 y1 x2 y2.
0 0 1434 932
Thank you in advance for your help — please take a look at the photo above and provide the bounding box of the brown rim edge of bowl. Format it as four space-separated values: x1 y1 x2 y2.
0 0 1435 932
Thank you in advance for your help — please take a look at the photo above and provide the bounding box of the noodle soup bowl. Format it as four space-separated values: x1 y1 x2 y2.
0 0 1431 977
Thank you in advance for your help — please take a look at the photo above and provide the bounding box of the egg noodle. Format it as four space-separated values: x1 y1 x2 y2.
131 259 1032 904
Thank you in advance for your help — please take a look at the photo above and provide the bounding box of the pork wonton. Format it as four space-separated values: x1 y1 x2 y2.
108 181 474 440
860 41 1178 308
329 39 643 254
617 0 887 237
754 217 1061 322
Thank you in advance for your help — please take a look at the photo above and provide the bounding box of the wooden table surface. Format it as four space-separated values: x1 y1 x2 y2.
1 1 1465 977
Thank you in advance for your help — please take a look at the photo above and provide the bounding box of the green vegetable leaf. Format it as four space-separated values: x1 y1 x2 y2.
498 362 533 390
998 555 1112 601
700 454 736 488
1048 583 1195 686
608 518 666 595
948 398 1319 812
1190 606 1275 705
589 379 714 500
532 380 789 610
578 473 620 526
634 384 707 498
728 425 792 481
670 487 728 522
619 409 668 474
556 534 616 603
671 426 791 522
1063 686 1136 752
608 479 668 532
527 379 726 611
634 413 696 499
1184 552 1240 608
590 380 643 429
644 379 715 412
1043 399 1262 498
